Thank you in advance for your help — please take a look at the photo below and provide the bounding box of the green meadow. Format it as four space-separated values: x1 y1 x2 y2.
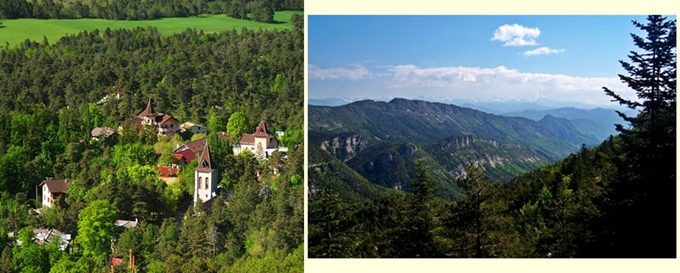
0 11 300 47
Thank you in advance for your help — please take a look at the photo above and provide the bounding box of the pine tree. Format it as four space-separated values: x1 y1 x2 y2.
405 163 435 257
601 15 676 257
446 164 515 257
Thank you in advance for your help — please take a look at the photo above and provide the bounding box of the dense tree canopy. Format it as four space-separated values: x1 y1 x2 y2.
77 200 117 264
0 0 302 21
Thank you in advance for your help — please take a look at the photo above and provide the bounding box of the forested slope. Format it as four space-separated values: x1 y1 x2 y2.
309 15 676 258
0 18 303 272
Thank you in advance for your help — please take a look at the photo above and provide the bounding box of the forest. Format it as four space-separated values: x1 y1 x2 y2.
0 0 303 22
0 13 303 273
309 15 676 258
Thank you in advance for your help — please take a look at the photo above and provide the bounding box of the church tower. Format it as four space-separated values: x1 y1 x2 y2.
138 99 156 126
194 142 218 203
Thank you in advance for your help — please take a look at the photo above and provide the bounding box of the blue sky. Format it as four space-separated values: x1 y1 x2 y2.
309 15 662 108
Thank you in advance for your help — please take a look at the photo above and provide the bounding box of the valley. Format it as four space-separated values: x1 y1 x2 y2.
309 98 603 199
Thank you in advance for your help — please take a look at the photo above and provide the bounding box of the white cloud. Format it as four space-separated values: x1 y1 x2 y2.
309 64 371 80
524 47 565 56
491 24 541 46
385 65 634 106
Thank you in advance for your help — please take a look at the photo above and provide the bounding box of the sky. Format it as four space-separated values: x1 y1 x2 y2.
308 15 661 109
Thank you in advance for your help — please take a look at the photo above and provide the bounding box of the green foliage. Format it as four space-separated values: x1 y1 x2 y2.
0 26 303 139
0 11 302 47
112 143 156 168
179 160 199 195
48 256 85 273
289 175 302 186
77 200 117 263
0 0 302 20
207 111 225 135
154 134 183 165
191 133 208 141
0 192 30 233
224 244 303 273
12 228 49 273
280 125 303 148
227 111 250 141
247 1 274 23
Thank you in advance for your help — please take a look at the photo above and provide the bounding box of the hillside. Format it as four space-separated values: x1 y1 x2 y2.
0 21 303 272
309 145 401 202
309 98 598 198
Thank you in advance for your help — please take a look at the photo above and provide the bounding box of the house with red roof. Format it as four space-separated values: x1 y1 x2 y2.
155 165 180 184
172 133 229 164
172 137 208 163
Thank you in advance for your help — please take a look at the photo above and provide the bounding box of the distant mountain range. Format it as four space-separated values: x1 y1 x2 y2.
503 107 628 141
309 98 610 200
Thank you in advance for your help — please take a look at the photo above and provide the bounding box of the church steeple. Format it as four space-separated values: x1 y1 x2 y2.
253 120 268 137
196 142 212 170
138 99 155 118
194 141 217 204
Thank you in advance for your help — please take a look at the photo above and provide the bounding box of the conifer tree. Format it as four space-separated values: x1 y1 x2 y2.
601 15 676 257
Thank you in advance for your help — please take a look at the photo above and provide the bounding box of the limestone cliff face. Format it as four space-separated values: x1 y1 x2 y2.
319 134 370 162
427 135 548 181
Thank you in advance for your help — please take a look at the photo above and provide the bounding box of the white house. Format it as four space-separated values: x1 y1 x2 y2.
39 178 70 208
233 120 279 159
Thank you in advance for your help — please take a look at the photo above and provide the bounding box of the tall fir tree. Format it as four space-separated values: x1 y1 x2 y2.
601 15 676 257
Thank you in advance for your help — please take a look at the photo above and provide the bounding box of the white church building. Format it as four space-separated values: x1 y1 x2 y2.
194 142 218 203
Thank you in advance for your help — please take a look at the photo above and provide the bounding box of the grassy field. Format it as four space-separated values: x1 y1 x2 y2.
0 11 300 47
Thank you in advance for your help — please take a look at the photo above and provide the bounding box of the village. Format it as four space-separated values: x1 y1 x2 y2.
0 12 304 271
10 99 290 268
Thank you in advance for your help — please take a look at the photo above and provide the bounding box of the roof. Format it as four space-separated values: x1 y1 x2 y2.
239 134 256 145
159 114 176 125
180 122 204 129
239 121 275 145
196 142 213 171
155 165 179 177
115 219 139 229
253 120 269 137
138 99 155 117
173 137 207 154
91 127 115 138
33 228 71 251
172 149 196 163
40 179 70 194
111 257 123 266
173 134 229 163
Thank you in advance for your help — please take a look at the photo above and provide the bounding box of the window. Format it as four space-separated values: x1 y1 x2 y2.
198 177 203 189
205 178 209 189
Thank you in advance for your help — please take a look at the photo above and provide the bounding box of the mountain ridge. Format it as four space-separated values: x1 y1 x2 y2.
309 98 600 199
